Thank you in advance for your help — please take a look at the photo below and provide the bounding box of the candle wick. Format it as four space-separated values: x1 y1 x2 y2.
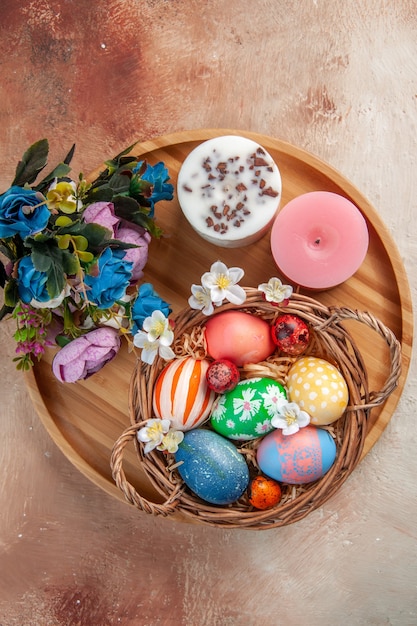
314 237 321 245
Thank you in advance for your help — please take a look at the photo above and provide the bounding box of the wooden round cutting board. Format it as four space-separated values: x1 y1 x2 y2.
25 129 413 506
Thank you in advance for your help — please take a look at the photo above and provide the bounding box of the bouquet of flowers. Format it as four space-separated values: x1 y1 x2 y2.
0 139 174 382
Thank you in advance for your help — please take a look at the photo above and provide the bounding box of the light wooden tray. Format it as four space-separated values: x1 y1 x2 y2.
25 129 413 507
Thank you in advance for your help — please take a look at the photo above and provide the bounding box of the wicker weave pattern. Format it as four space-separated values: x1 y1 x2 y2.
111 290 401 529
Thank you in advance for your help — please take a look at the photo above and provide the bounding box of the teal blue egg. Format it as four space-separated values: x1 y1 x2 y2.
174 429 249 505
210 377 287 440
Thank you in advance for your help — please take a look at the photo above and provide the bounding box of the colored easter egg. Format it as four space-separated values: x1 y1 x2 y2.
174 429 250 505
271 313 310 356
287 356 349 425
205 310 276 366
153 357 216 431
256 425 337 484
248 475 282 510
210 377 287 440
206 359 240 393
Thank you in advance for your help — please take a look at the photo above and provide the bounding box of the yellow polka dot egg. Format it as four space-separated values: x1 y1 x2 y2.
287 357 349 425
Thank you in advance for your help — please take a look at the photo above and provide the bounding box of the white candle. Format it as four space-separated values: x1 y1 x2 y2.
177 136 282 247
270 191 369 290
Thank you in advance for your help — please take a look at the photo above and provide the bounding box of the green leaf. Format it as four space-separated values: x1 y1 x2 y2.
0 261 7 288
108 172 132 194
63 143 76 165
55 334 72 348
12 139 49 186
129 175 152 199
86 185 115 203
77 250 94 263
0 303 14 321
55 216 73 228
31 247 52 272
81 223 111 247
57 234 71 249
72 235 88 251
112 195 142 219
4 279 19 307
0 242 15 261
61 249 80 275
46 259 66 298
58 222 111 248
113 195 162 238
34 162 72 192
108 238 141 250
102 142 138 173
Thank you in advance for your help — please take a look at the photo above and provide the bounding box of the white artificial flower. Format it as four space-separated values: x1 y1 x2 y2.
201 261 246 306
258 277 293 304
133 330 175 365
188 284 219 316
133 310 175 364
157 429 184 453
143 309 174 345
271 402 310 436
137 418 171 454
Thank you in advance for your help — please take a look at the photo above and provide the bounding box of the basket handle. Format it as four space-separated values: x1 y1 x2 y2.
317 306 402 411
110 422 184 517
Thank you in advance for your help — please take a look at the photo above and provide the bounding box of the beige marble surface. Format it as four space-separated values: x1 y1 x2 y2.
0 1 416 624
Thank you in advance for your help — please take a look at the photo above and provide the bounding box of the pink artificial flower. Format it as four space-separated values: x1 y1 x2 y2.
52 327 121 383
82 201 120 235
117 226 151 283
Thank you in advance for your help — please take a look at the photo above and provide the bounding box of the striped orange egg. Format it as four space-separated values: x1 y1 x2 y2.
152 357 216 431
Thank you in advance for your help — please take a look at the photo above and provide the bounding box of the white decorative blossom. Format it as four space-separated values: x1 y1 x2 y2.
258 277 293 305
157 429 184 453
271 402 310 436
188 284 220 316
201 261 246 306
137 418 184 454
137 418 171 453
143 310 174 345
133 310 175 365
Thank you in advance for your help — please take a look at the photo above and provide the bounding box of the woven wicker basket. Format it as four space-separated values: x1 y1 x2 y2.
111 289 401 529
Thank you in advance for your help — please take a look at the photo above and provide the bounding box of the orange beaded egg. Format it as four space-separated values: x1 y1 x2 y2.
248 475 282 510
153 357 216 431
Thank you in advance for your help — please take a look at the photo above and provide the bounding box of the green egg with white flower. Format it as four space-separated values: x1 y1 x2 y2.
210 377 287 441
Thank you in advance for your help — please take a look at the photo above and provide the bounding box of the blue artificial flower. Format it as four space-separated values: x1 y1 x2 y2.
133 161 174 217
131 282 172 334
17 255 50 303
84 248 133 309
0 186 50 239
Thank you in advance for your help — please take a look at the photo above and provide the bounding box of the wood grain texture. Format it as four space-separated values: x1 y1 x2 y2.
24 130 412 513
1 1 417 625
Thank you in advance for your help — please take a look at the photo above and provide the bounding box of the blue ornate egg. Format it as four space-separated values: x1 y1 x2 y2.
210 377 287 440
256 425 337 484
174 429 249 505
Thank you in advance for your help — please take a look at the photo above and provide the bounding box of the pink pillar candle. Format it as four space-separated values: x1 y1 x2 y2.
270 191 369 290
